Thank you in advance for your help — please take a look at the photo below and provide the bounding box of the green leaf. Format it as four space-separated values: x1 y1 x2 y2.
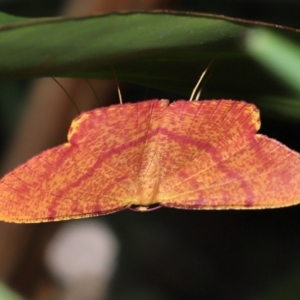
0 10 299 98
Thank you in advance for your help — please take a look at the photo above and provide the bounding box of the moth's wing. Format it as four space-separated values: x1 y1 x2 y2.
0 143 131 222
0 100 167 222
157 100 300 209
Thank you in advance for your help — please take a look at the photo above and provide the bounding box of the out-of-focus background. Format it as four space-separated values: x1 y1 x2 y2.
1 0 300 299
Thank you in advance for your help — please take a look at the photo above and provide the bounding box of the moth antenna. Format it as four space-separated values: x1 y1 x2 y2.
83 78 101 106
52 77 80 114
194 74 212 101
189 56 216 101
195 89 202 101
111 65 123 105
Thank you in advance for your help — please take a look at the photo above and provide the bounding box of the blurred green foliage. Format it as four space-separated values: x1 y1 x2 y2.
0 282 24 300
246 29 300 119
